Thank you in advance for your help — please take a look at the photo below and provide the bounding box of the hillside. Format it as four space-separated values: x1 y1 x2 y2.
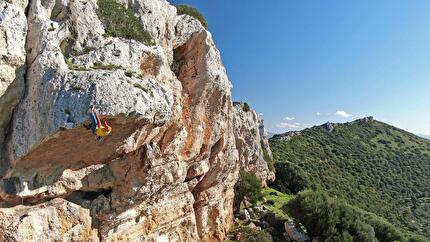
270 117 430 238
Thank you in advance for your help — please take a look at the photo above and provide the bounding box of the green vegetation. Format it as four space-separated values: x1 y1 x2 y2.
124 71 134 77
92 62 122 70
176 5 208 29
272 162 310 194
270 118 430 238
233 225 273 242
242 102 250 112
284 190 426 242
259 188 293 220
261 141 275 171
234 170 263 209
97 0 153 45
81 46 97 55
65 58 91 71
65 57 73 67
133 83 148 92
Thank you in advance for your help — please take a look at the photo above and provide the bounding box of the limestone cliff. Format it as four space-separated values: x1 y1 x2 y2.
0 0 27 171
0 0 273 241
233 102 275 185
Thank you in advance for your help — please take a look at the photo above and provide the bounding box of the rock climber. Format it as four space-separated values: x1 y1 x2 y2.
84 105 112 142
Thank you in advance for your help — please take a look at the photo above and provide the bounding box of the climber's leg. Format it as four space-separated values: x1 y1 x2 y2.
90 111 98 134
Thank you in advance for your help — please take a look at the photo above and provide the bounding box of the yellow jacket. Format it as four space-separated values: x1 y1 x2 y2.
96 126 111 137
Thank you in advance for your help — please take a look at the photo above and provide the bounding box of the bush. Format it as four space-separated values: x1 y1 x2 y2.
266 200 275 205
97 0 153 45
176 5 208 29
283 190 426 242
272 161 309 194
242 102 250 112
236 226 273 242
234 170 263 209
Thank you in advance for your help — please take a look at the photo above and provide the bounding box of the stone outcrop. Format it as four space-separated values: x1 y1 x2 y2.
284 223 309 242
0 0 272 241
0 0 28 170
272 130 302 142
0 198 98 241
233 102 275 184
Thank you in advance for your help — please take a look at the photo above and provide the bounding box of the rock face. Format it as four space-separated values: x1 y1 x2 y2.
0 0 271 241
0 0 28 170
233 102 275 184
0 198 98 241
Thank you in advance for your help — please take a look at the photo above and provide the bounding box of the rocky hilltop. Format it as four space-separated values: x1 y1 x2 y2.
0 0 272 241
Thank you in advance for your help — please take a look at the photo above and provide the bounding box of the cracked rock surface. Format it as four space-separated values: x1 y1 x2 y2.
233 102 275 185
0 0 273 241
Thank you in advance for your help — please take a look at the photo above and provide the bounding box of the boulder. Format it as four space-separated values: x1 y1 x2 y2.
285 223 310 242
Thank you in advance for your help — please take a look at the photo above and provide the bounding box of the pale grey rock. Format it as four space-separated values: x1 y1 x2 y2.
174 15 205 48
122 0 177 62
272 130 302 142
0 0 28 177
0 164 113 202
259 115 273 159
233 102 275 184
0 1 27 74
243 209 250 221
323 122 335 132
5 0 174 177
173 14 238 241
68 0 105 52
3 0 28 11
0 198 98 242
285 223 310 242
187 159 210 180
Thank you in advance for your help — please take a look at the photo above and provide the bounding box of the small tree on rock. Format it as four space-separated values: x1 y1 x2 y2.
242 102 250 112
234 170 263 210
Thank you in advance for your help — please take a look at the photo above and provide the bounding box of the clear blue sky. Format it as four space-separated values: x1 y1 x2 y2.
172 0 430 135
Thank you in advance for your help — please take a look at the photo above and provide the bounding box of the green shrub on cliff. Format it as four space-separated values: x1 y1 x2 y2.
97 0 153 45
242 102 250 112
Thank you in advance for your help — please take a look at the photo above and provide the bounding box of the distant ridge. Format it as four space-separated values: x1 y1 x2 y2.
272 116 375 140
416 133 430 140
